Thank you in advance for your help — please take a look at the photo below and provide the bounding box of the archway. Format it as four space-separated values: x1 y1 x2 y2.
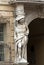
27 18 44 65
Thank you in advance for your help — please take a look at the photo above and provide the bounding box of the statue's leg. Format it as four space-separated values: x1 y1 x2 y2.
23 44 25 58
18 42 22 60
21 38 25 59
22 36 28 59
15 42 18 62
24 36 28 59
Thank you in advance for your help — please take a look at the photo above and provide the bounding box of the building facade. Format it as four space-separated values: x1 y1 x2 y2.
0 0 44 65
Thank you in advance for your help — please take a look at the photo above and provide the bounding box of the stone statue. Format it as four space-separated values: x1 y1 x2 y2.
14 4 29 63
14 16 29 63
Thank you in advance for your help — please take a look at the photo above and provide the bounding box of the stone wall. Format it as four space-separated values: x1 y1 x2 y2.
0 5 15 62
24 4 44 25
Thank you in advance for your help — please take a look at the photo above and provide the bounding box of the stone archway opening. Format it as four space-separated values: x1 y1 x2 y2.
27 18 44 65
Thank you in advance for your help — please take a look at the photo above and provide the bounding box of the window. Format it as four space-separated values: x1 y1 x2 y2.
0 45 4 61
0 24 4 41
0 24 4 61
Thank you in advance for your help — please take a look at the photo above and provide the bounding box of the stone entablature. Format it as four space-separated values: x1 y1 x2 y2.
0 0 44 5
0 0 10 4
9 0 44 4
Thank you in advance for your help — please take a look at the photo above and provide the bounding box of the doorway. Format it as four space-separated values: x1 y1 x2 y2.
27 18 44 65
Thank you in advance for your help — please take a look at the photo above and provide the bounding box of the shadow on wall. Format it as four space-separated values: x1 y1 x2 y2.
27 18 44 65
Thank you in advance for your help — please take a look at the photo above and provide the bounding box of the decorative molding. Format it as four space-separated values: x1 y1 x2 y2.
0 14 10 23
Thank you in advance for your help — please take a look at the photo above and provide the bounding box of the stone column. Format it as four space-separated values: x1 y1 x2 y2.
14 4 29 64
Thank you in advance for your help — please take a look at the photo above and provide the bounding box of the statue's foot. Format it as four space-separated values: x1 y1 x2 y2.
19 58 27 63
14 58 28 64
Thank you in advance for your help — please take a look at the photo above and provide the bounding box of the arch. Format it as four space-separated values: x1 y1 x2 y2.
28 18 44 35
25 12 38 25
25 12 44 25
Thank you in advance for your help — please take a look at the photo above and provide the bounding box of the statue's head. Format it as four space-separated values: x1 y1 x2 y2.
16 14 25 20
15 4 25 24
16 15 25 24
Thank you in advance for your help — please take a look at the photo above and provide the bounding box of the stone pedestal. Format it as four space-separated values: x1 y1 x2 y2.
14 63 28 65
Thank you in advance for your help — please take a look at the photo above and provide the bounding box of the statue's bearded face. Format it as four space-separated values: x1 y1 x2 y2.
18 18 25 24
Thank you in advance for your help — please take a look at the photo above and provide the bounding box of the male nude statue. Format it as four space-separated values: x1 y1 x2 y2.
14 15 29 62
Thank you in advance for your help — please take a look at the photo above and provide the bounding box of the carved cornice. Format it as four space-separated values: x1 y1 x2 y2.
0 0 44 5
9 0 44 4
0 14 10 23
